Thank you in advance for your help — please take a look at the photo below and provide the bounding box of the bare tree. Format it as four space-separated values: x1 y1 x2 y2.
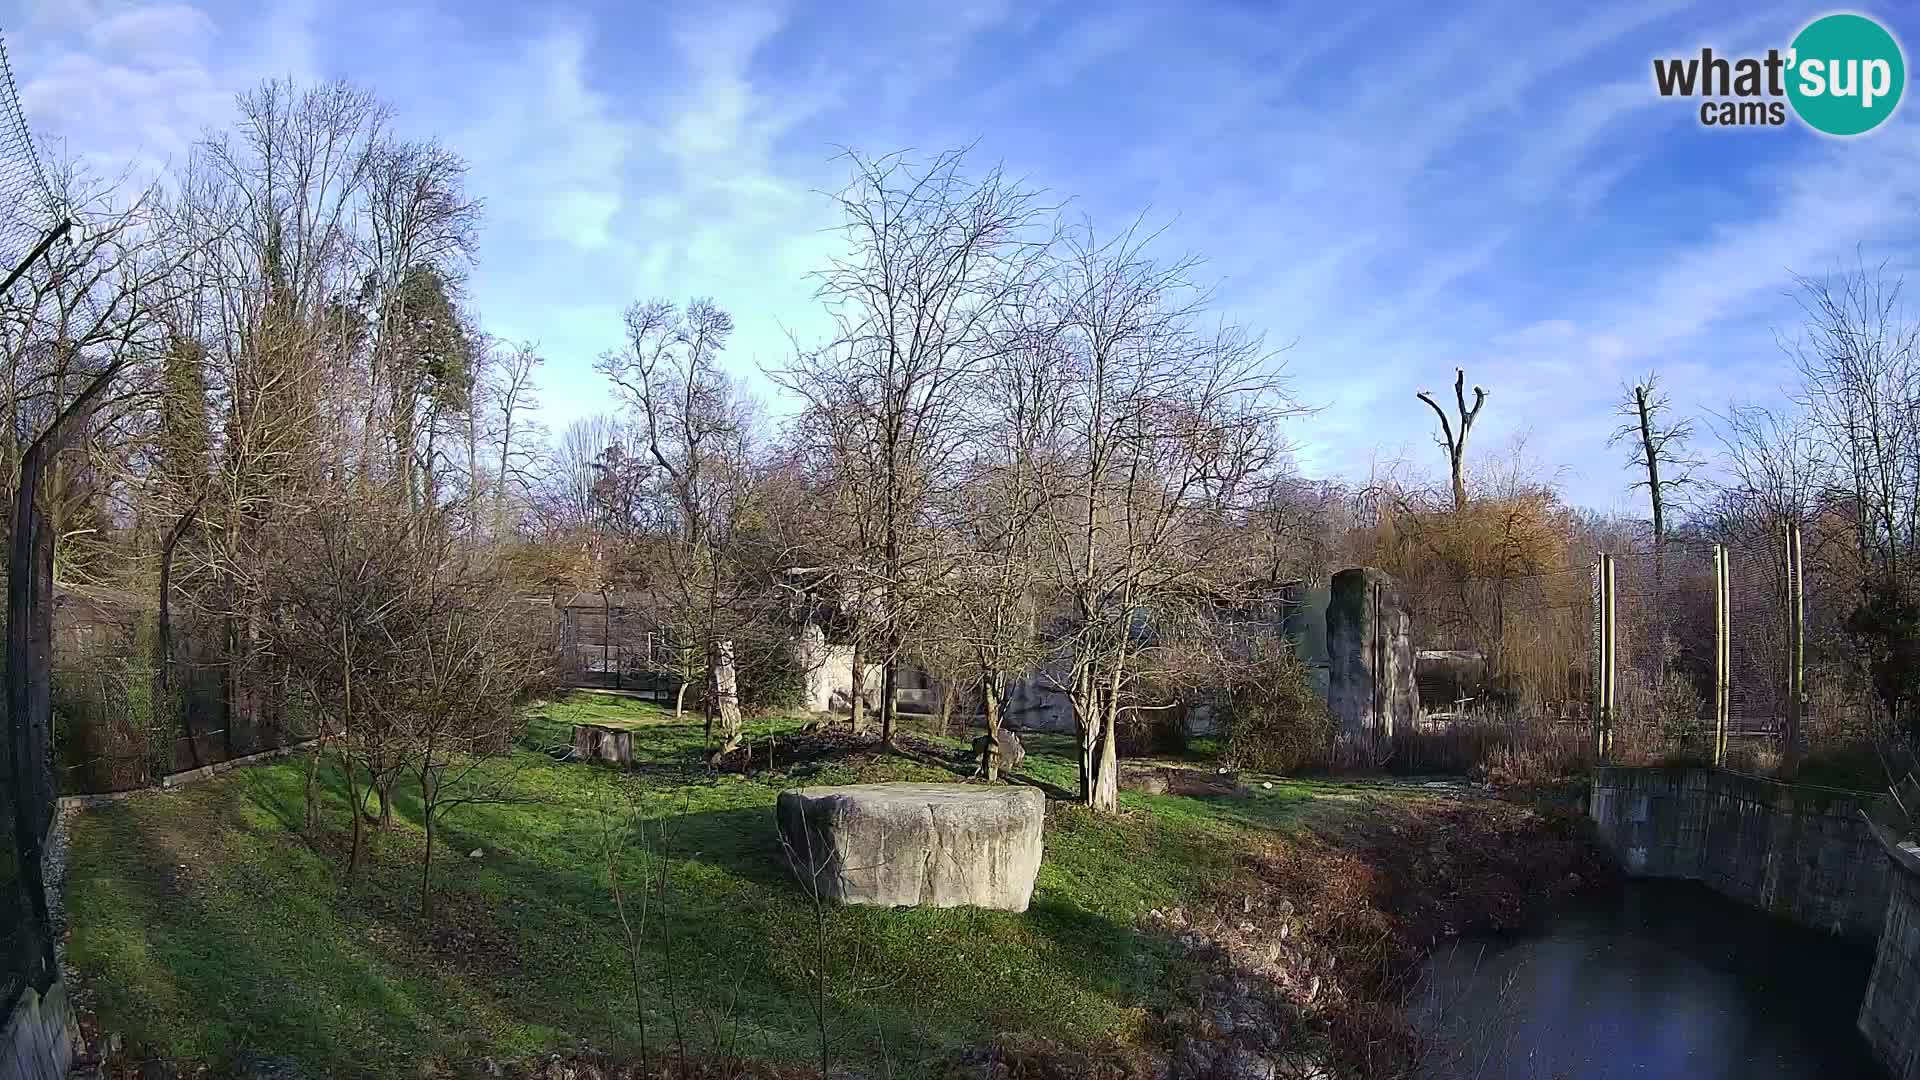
476 337 544 534
1610 374 1700 550
1787 262 1920 579
774 147 1050 748
598 298 778 756
1031 220 1297 812
1417 367 1488 511
930 319 1064 777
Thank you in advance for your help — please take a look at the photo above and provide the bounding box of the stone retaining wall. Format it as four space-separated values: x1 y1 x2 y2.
1589 766 1891 938
1589 766 1920 1079
1860 827 1920 1080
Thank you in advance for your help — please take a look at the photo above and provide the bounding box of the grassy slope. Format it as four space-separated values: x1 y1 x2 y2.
64 693 1399 1078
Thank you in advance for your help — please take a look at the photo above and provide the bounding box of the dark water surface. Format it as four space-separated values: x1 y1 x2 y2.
1415 879 1885 1079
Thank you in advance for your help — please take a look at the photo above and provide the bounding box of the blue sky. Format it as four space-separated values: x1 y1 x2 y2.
7 0 1920 512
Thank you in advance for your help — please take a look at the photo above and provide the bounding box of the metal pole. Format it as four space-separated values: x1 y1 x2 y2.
0 218 72 298
1713 544 1730 766
1596 554 1616 762
1784 523 1805 765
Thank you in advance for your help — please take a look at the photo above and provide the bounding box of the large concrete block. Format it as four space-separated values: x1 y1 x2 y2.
1326 567 1417 764
775 782 1046 911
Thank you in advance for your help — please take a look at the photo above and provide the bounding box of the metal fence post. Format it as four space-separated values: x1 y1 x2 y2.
1594 554 1616 762
1713 543 1730 766
1783 522 1805 765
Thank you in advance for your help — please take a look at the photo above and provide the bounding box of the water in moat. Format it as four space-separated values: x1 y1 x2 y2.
1415 879 1885 1079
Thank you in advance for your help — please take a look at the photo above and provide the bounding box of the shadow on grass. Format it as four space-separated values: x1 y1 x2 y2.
76 795 471 1077
70 735 1297 1078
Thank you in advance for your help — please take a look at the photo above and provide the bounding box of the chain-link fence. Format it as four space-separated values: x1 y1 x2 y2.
1394 564 1594 775
0 34 56 274
48 590 317 795
1587 527 1897 784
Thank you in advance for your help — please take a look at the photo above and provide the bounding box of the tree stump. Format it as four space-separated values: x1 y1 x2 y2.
572 724 633 767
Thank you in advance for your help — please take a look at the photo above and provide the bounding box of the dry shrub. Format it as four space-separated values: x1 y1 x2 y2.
1114 705 1190 758
1391 707 1591 784
1220 645 1334 773
1181 795 1611 1079
52 661 169 793
937 1035 1153 1080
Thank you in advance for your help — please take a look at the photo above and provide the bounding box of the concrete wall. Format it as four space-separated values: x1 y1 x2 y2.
1590 767 1920 1077
1002 661 1075 733
795 624 878 714
1859 829 1920 1080
1325 568 1417 764
1589 766 1892 939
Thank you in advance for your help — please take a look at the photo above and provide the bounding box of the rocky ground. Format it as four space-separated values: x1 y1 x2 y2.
946 792 1612 1080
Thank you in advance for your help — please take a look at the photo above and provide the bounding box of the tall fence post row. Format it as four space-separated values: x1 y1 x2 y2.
1594 528 1801 769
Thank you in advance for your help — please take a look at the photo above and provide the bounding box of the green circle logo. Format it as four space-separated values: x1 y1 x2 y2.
1787 13 1906 136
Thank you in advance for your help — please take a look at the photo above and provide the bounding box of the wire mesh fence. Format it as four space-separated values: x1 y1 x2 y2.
1396 526 1899 787
0 34 56 275
47 596 317 796
1611 543 1718 760
1724 535 1789 741
554 592 683 701
0 27 61 1018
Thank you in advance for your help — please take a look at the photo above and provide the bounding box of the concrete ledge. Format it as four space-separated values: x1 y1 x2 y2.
58 737 318 810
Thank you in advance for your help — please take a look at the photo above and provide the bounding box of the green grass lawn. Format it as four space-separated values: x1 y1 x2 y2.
64 693 1399 1078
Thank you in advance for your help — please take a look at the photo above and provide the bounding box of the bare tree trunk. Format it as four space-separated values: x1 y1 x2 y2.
421 802 435 917
983 673 1004 783
1416 368 1488 511
1073 669 1095 805
710 638 743 757
342 749 364 882
419 747 439 918
1093 710 1120 813
1635 385 1666 548
304 738 322 831
880 651 897 749
1090 666 1124 813
673 679 689 720
375 771 394 829
156 504 202 768
850 644 868 734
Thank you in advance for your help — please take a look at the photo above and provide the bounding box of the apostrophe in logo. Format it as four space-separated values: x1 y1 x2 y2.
1788 13 1904 135
1651 11 1906 136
